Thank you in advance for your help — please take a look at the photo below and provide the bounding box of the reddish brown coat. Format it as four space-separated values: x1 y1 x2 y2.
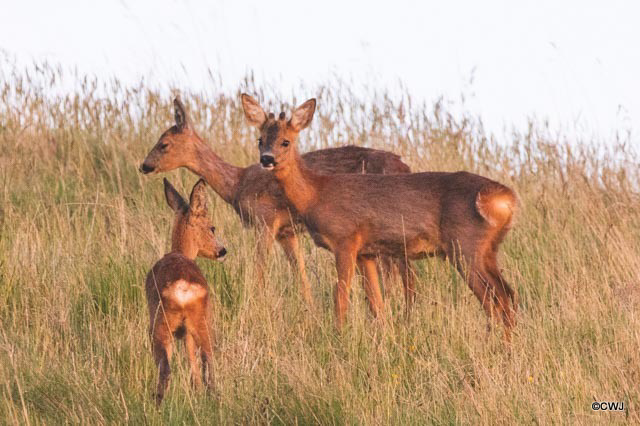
145 178 225 404
140 99 409 305
243 94 518 340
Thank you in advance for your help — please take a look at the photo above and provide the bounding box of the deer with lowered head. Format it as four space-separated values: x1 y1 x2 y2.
145 178 226 405
140 98 410 306
242 94 518 340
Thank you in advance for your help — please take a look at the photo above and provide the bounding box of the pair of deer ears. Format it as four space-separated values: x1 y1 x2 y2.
164 178 208 216
173 95 317 133
241 94 317 132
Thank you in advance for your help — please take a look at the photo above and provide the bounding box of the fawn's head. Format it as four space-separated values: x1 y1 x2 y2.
163 178 227 260
241 94 316 172
140 98 201 174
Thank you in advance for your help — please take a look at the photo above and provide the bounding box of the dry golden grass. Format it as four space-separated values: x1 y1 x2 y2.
0 61 639 424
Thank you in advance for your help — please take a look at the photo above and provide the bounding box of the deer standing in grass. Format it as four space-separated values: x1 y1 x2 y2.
146 178 226 405
242 94 518 340
140 99 410 306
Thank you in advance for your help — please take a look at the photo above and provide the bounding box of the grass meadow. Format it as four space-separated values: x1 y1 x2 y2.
1 62 639 424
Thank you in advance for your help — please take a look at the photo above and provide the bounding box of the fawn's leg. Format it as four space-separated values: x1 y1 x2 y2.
151 321 173 405
193 311 214 391
185 332 202 388
356 257 385 320
277 232 313 306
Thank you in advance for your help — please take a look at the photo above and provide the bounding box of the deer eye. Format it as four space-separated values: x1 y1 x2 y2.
159 142 169 150
210 226 215 233
258 138 263 146
282 140 290 147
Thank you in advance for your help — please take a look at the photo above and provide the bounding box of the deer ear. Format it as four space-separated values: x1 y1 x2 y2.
189 179 208 216
290 98 316 131
241 93 267 127
174 97 192 131
163 178 187 212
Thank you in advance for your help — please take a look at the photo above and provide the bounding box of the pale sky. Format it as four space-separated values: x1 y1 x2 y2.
2 0 639 142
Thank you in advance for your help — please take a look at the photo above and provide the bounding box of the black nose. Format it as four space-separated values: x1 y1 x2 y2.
260 154 275 168
140 163 155 174
218 247 227 258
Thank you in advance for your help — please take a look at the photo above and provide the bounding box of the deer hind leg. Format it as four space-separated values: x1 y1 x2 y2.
483 251 517 340
185 332 202 389
189 305 214 391
475 185 518 340
398 258 416 318
151 321 173 405
277 230 313 307
356 256 385 320
334 246 357 329
449 243 516 341
446 243 494 323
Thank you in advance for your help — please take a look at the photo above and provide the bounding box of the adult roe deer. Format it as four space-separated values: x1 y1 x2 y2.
146 178 226 404
140 98 410 306
242 94 518 340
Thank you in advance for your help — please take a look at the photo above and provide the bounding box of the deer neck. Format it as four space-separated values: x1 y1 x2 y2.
171 241 197 260
274 150 320 214
189 141 242 204
170 227 198 260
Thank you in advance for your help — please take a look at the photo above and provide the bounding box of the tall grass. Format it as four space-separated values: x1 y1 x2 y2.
1 61 638 424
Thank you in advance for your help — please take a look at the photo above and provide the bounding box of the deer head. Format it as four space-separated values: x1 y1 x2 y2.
163 178 226 260
240 93 316 172
140 98 201 174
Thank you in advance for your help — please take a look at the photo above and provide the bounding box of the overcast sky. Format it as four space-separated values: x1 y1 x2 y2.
2 0 638 142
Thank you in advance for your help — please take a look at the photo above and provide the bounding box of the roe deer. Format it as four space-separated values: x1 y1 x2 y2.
242 94 518 340
145 178 226 404
140 98 410 306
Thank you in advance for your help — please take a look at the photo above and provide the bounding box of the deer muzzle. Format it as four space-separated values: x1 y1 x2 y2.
139 162 155 174
260 154 276 169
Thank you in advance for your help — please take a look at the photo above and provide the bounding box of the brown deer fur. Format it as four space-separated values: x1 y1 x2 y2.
145 178 226 404
140 98 410 305
243 94 518 340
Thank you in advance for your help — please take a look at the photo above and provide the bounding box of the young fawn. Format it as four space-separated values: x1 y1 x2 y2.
140 98 409 306
242 94 518 340
145 178 226 404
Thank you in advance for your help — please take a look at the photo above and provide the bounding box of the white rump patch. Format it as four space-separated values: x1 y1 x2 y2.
164 279 206 307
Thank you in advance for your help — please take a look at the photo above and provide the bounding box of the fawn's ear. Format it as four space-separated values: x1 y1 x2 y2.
164 178 187 212
189 179 208 216
174 97 192 131
241 93 267 127
289 98 316 132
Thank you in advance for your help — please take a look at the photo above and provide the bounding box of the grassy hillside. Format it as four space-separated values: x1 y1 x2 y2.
1 63 638 424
